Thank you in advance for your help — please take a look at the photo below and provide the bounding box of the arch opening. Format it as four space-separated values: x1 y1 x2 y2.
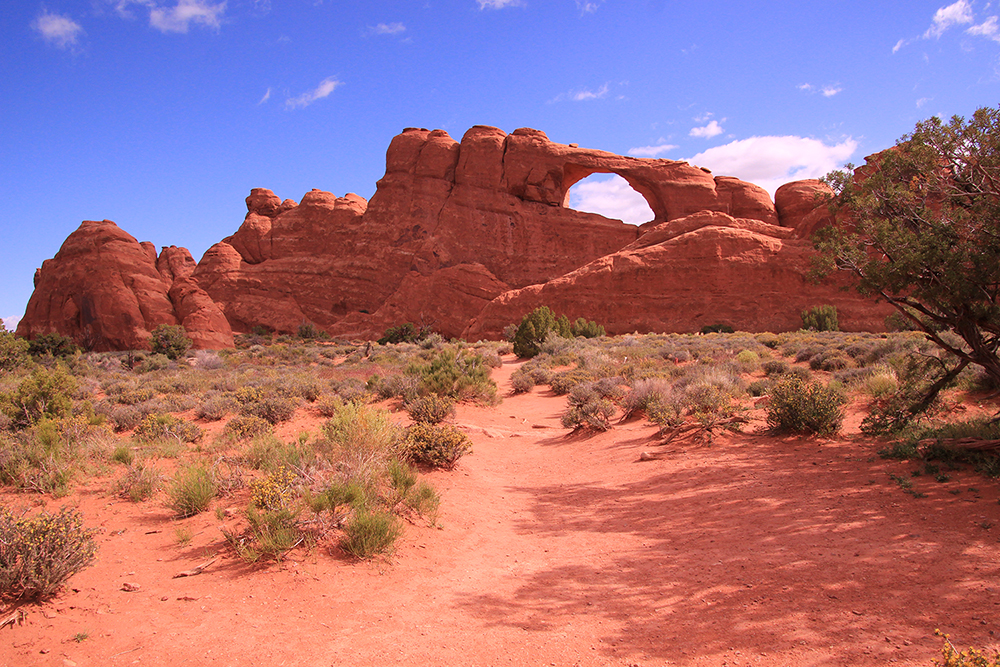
565 172 655 226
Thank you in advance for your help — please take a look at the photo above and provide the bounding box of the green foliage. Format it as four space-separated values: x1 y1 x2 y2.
0 507 97 601
766 374 845 436
817 105 1000 393
408 348 497 403
297 321 319 340
224 505 301 563
571 317 605 338
27 333 79 359
801 305 839 332
3 366 77 429
149 324 191 360
167 464 217 517
513 306 579 358
0 328 29 371
0 417 110 495
700 323 735 334
404 394 455 424
340 508 402 559
378 322 427 345
238 394 298 424
404 422 472 469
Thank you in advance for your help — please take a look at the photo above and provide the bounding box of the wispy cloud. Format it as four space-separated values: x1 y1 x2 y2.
576 0 601 13
568 175 655 225
689 120 724 139
477 0 524 9
821 85 842 97
684 135 858 197
627 143 678 158
892 38 907 53
286 76 342 109
572 83 609 101
150 0 226 33
258 87 272 105
32 11 84 50
924 0 973 38
369 22 406 35
968 15 1000 41
798 83 843 97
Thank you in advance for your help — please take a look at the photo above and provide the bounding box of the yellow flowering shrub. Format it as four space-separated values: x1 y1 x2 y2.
0 507 97 601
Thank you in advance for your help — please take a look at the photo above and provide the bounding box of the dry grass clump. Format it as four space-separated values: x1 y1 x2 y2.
0 507 97 601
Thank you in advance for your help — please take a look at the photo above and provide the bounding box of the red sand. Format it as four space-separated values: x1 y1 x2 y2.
2 357 999 666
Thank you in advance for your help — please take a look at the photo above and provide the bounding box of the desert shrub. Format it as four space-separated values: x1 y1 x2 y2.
0 507 97 601
369 374 420 402
239 394 298 424
114 461 162 502
755 332 782 349
935 631 1000 667
379 322 428 345
621 378 673 419
409 349 497 403
404 422 472 469
340 508 402 559
762 359 790 376
571 318 605 338
561 397 616 431
196 392 236 421
405 394 455 424
513 306 563 358
405 481 440 519
223 415 273 442
135 354 172 373
0 328 29 371
801 305 839 331
133 413 201 444
111 443 134 464
167 464 216 517
149 325 191 360
747 379 769 397
509 368 536 394
330 378 371 404
322 402 404 487
192 350 225 369
96 402 143 432
766 375 845 436
244 434 313 473
27 333 79 359
305 479 370 514
115 385 155 405
225 505 301 563
0 417 111 495
734 349 760 371
549 369 593 395
249 467 297 510
297 321 319 340
3 366 77 429
861 366 899 398
700 323 734 334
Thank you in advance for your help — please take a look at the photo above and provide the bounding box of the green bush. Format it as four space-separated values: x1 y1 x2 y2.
571 318 605 338
513 307 561 358
27 333 79 359
378 322 427 345
340 508 402 559
801 305 839 332
405 394 455 424
409 349 496 403
239 394 298 424
762 359 790 376
0 507 97 601
3 366 77 429
114 462 162 502
561 397 616 431
0 328 29 371
149 324 191 360
700 323 735 334
766 375 845 436
297 321 319 340
167 464 217 517
404 422 472 469
224 505 301 563
223 415 274 442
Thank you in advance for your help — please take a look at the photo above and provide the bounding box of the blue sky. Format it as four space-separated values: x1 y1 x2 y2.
3 0 1000 328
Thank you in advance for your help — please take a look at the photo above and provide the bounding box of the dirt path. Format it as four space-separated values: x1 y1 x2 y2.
2 357 999 666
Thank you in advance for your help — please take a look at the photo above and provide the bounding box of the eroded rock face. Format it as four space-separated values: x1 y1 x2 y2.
17 221 232 351
18 126 882 347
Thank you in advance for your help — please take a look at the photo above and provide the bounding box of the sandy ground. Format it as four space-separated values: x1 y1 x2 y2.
2 357 999 667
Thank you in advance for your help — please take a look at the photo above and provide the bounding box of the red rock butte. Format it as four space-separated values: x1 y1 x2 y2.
16 126 888 350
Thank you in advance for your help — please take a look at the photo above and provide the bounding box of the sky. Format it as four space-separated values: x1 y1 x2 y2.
3 0 1000 328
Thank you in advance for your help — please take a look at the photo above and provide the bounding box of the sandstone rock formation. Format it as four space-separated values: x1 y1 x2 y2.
18 126 888 349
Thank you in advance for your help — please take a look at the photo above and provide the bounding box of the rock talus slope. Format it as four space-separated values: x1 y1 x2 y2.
18 127 887 348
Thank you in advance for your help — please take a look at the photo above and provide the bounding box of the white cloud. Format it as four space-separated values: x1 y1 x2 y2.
1 316 20 331
150 0 226 33
576 0 601 13
571 83 610 101
797 83 814 92
689 120 724 139
968 15 1000 40
924 0 973 38
684 135 858 197
477 0 524 9
32 11 84 49
286 76 342 109
917 96 932 107
258 87 271 105
371 22 406 35
627 143 678 158
892 38 907 53
798 83 843 97
821 85 843 97
568 174 655 225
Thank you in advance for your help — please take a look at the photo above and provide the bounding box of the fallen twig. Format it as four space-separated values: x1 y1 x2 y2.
173 556 218 578
0 608 26 630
